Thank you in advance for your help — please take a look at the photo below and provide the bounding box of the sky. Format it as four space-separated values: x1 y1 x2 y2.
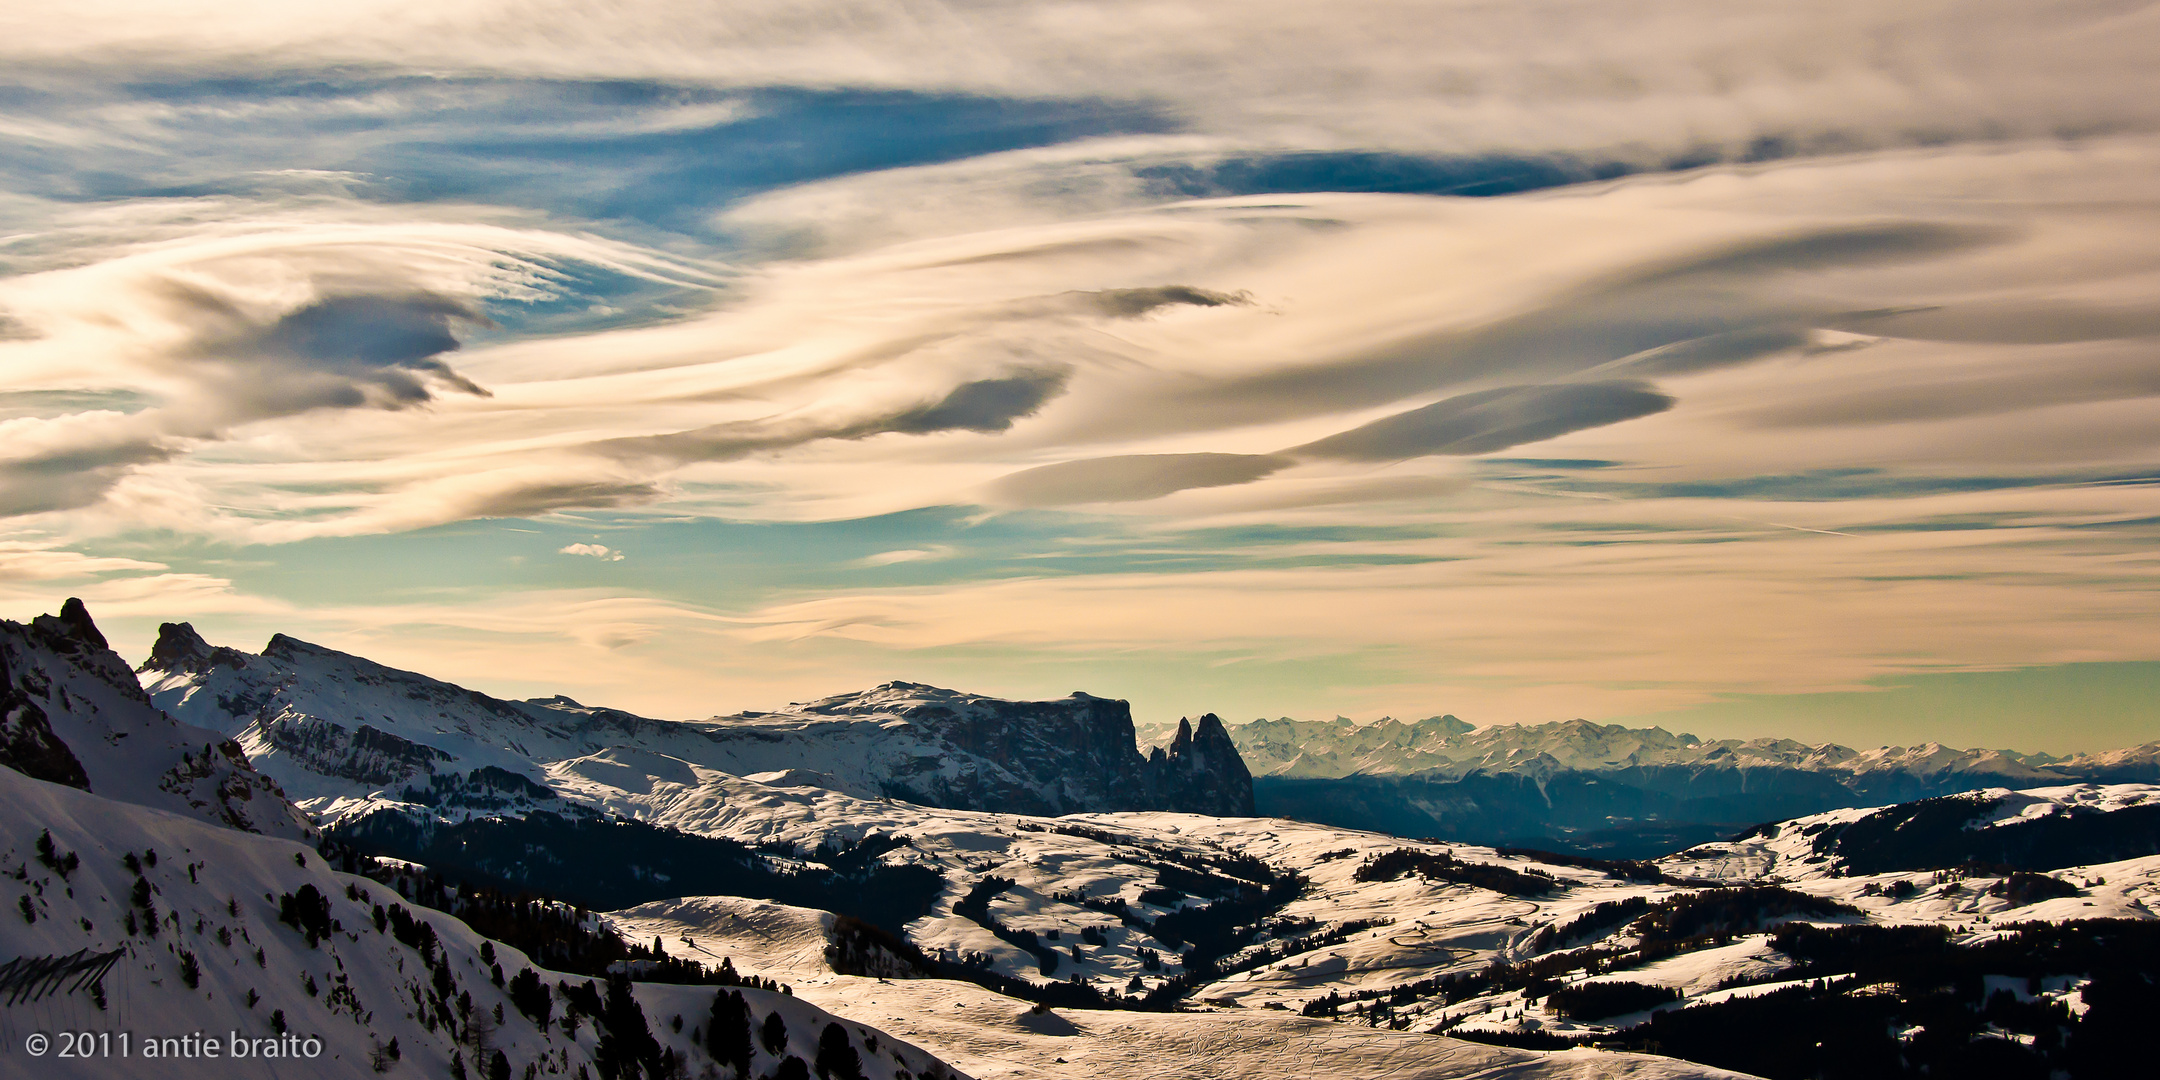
1 0 2157 752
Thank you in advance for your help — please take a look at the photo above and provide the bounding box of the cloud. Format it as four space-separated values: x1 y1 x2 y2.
990 453 1293 506
856 545 952 566
1617 222 1999 285
987 382 1675 504
0 547 281 629
1602 327 1815 377
595 368 1071 466
706 530 2160 721
983 380 1672 506
236 293 490 402
1074 285 1251 318
885 370 1071 434
558 542 625 560
0 212 710 526
1291 382 1675 461
1086 222 2007 443
462 479 664 520
9 0 2160 174
0 411 178 516
3 139 2153 551
1827 302 2160 346
1741 343 2160 430
0 542 165 581
0 1 2154 748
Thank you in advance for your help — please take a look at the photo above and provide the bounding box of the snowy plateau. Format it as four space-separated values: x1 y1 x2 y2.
0 599 2154 1079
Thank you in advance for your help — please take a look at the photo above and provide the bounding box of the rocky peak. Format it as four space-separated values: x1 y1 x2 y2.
24 598 150 705
1147 713 1256 817
139 621 254 676
262 633 330 661
39 597 109 651
726 684 1258 817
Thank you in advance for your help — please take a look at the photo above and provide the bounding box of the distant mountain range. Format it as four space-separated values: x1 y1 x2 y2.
1143 713 2156 782
1137 714 2160 857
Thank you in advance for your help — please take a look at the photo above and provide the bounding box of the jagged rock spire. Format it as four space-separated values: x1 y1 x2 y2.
1146 713 1256 817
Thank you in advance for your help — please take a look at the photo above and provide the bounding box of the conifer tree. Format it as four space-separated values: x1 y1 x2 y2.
595 972 661 1080
813 1022 864 1080
707 989 753 1075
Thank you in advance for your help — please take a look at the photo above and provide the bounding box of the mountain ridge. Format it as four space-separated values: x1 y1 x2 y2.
1148 713 2116 781
141 622 1255 823
1151 713 2160 858
1 599 314 840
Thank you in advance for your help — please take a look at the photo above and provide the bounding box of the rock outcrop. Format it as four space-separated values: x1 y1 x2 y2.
1143 713 1256 817
1 600 314 838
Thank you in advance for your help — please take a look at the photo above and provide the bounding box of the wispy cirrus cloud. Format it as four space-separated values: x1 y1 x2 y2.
0 0 2156 743
8 0 2160 160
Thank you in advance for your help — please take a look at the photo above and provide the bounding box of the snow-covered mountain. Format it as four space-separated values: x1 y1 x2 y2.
1 601 312 840
141 624 1253 822
1170 713 2158 857
1186 714 2076 783
0 603 980 1080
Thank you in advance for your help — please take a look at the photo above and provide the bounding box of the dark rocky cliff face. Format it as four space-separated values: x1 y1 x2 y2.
0 654 92 790
1145 713 1257 817
0 599 118 791
809 684 1258 817
254 716 456 787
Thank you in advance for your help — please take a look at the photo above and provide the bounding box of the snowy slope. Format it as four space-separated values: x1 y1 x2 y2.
1661 783 2160 882
540 759 1274 992
93 606 2160 1076
539 755 2157 1017
1 601 311 840
741 791 2154 1041
0 763 970 1080
603 895 1756 1080
485 757 1713 1017
1408 787 2160 1047
0 726 1748 1080
0 762 565 1079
